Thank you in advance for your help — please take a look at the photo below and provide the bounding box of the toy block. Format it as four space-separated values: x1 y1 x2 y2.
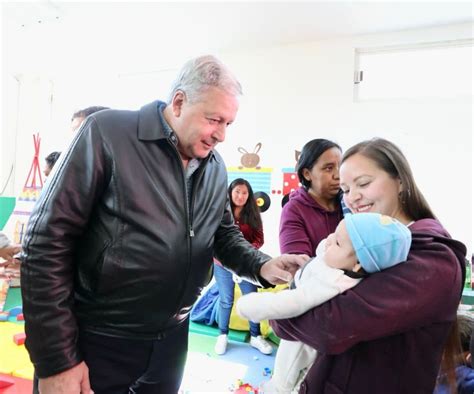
16 313 24 321
0 375 15 388
8 306 22 317
13 332 26 345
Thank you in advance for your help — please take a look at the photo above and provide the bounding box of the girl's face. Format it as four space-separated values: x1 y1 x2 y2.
340 153 405 221
303 147 342 199
231 184 249 208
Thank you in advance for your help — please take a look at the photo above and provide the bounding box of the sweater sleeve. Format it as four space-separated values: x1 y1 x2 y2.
236 257 361 322
248 226 264 249
271 237 463 355
279 202 314 256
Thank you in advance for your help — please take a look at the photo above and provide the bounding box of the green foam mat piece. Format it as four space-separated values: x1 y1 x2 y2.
462 289 474 305
189 321 249 342
188 332 217 354
267 329 280 345
0 197 15 230
4 287 22 311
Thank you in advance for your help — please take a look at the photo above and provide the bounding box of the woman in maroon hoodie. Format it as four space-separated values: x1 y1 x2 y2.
280 139 344 257
272 138 466 393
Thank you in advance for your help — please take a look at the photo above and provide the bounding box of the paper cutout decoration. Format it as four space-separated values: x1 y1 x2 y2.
4 133 43 245
238 143 262 169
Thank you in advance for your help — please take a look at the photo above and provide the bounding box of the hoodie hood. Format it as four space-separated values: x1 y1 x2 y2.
289 187 340 213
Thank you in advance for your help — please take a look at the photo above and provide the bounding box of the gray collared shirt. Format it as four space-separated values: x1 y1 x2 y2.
157 103 201 214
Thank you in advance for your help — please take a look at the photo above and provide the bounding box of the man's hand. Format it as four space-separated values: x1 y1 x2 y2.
260 254 310 285
0 244 21 265
38 362 93 394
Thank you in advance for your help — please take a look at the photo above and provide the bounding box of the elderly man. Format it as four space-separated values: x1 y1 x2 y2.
22 55 308 394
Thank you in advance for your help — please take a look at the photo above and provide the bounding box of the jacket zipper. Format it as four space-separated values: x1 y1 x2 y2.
166 139 211 317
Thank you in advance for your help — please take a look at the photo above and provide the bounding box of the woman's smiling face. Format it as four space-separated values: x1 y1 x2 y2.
340 153 404 221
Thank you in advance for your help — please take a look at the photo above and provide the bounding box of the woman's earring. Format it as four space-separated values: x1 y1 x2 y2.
398 191 405 205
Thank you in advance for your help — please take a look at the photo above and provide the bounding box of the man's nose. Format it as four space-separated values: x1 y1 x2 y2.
212 124 226 143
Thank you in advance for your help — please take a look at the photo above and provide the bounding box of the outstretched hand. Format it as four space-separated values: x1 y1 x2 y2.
0 244 21 266
260 254 310 285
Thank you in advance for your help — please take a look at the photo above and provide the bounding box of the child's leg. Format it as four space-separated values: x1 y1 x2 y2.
264 340 317 392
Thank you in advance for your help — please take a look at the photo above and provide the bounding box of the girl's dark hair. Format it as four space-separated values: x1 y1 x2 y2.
228 178 262 230
71 106 109 121
296 139 342 189
45 151 61 168
342 138 436 221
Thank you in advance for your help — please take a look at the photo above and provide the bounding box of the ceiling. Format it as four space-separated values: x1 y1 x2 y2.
3 1 473 75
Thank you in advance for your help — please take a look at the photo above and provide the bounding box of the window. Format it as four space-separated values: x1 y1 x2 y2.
354 39 474 100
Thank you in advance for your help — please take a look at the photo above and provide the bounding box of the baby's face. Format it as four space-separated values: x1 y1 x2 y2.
325 220 357 270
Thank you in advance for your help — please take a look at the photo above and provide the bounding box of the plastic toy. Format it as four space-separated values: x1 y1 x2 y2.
13 332 26 345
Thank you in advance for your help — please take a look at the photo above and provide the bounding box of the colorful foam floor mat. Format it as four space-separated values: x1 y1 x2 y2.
0 288 275 393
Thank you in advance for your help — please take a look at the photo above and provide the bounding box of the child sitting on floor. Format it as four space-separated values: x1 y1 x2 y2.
237 212 412 393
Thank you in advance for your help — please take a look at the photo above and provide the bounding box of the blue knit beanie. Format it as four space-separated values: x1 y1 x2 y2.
344 213 412 273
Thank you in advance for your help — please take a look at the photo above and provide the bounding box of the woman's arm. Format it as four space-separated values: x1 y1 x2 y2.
271 241 462 355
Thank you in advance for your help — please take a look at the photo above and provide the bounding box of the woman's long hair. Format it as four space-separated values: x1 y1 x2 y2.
228 178 262 231
438 318 464 394
342 138 436 220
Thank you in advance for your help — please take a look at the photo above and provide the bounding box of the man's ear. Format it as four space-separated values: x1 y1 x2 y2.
466 352 471 365
171 91 186 117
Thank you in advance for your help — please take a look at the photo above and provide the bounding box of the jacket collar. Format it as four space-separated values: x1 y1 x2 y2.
138 100 168 141
137 100 218 162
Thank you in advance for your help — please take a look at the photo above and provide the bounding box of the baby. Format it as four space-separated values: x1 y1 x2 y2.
237 212 412 393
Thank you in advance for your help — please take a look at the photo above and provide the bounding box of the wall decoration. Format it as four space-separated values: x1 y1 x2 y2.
3 134 43 246
254 191 271 213
237 143 262 169
227 143 304 211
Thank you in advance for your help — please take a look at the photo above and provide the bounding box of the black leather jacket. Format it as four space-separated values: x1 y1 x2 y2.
21 101 271 378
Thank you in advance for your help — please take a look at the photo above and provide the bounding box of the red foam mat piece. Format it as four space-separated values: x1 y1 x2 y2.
0 373 33 394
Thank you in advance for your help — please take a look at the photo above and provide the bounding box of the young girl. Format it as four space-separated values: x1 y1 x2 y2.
214 178 273 355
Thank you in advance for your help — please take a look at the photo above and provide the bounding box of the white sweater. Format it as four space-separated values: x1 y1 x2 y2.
236 239 361 323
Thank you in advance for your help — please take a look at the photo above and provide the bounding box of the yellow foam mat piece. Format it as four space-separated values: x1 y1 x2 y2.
0 322 34 379
229 284 288 336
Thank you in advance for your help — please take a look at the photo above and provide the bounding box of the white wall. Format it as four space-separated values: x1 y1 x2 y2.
1 22 472 256
223 22 473 257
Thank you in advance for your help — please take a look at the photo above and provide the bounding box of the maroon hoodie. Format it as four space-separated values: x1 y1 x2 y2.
272 218 466 394
280 187 342 256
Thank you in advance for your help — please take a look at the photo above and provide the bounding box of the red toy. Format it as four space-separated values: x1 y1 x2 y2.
234 382 259 394
13 332 26 346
